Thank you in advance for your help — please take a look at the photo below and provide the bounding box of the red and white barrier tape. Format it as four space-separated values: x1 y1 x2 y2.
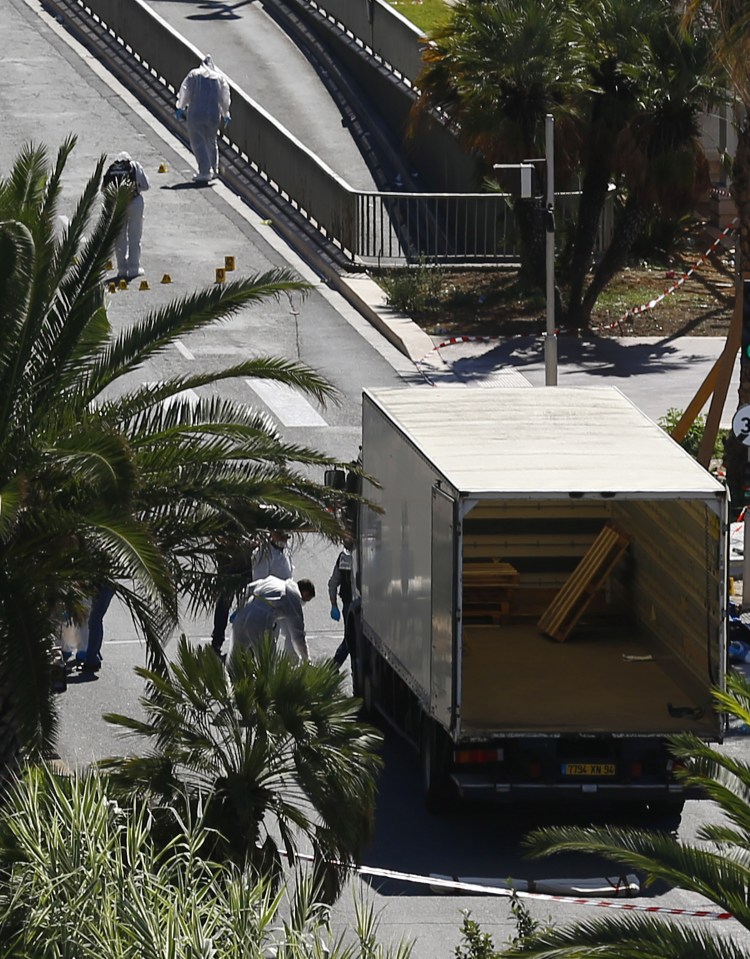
412 217 736 356
433 334 496 351
294 855 732 920
602 220 737 332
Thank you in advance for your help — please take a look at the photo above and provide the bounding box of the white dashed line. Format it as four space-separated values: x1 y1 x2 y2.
247 380 328 427
174 340 195 360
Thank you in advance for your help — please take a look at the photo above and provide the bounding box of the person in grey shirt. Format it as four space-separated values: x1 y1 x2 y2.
232 576 315 662
251 531 294 581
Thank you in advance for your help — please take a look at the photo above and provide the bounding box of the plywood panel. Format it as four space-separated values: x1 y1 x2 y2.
614 500 721 685
460 624 716 735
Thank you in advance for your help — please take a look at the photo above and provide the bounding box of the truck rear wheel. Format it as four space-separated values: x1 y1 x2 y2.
350 620 377 720
420 719 455 812
347 615 364 698
646 798 685 822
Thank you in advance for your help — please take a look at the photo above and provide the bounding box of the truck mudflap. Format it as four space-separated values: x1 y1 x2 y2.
448 735 706 804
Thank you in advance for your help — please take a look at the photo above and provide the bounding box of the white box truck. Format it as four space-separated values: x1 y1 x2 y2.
341 385 728 812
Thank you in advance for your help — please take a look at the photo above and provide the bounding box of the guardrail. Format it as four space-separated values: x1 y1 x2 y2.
308 0 426 86
48 0 610 266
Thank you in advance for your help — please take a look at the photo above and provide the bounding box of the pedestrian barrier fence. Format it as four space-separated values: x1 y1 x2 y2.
48 0 612 266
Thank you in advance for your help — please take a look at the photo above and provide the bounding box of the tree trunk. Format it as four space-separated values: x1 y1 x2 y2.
513 199 564 320
576 200 650 327
565 163 613 329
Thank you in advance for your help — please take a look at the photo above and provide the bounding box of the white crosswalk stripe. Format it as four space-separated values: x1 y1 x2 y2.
247 380 328 427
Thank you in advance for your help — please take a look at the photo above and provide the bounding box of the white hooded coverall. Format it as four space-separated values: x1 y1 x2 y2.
109 153 150 279
232 576 310 662
176 56 231 182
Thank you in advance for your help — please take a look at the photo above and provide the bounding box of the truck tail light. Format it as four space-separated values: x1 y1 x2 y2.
630 762 642 778
455 748 503 764
529 761 542 778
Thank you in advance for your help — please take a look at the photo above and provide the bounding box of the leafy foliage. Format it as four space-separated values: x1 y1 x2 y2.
101 637 383 900
0 137 357 762
379 260 447 314
455 911 502 959
413 0 724 328
0 761 411 958
500 670 750 958
657 407 727 461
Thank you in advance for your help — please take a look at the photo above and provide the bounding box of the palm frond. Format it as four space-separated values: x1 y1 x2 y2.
83 271 312 398
503 911 747 959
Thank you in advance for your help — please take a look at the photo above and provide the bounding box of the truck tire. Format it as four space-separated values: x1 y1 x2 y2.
350 618 377 719
348 616 364 698
647 798 685 822
420 718 455 813
360 645 378 719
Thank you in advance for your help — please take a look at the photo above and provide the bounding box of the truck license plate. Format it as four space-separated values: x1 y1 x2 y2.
562 763 616 776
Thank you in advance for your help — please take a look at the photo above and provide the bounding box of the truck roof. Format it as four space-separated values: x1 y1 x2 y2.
364 386 726 497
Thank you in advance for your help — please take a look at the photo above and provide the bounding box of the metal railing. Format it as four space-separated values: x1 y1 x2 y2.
49 0 611 266
306 0 426 86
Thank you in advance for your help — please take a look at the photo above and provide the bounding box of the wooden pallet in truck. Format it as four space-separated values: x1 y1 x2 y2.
538 524 630 642
462 561 520 624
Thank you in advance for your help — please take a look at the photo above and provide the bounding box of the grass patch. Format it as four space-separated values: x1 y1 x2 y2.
385 0 452 34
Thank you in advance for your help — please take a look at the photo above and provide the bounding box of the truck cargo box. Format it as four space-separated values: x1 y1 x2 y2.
354 386 727 804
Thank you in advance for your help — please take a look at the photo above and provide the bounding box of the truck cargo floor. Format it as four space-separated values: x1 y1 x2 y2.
460 624 717 735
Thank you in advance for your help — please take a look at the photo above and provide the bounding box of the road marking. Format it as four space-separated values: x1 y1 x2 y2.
174 340 195 360
146 384 200 408
247 380 327 426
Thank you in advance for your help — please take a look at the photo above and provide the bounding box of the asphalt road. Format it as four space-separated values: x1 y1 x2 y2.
6 0 750 954
146 0 381 191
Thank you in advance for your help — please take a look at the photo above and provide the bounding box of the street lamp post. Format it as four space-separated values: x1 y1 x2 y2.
494 115 557 385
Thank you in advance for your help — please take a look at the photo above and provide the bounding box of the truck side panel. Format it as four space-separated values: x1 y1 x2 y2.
431 486 455 728
361 397 446 706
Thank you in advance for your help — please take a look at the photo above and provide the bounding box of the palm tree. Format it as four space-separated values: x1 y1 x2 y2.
0 762 410 958
100 637 383 901
413 0 723 329
0 137 355 766
499 669 750 959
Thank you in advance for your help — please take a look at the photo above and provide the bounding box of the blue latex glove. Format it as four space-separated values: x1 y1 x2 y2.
330 607 341 622
175 108 186 121
222 114 231 126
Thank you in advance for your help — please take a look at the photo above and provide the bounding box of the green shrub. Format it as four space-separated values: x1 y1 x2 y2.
379 261 447 314
657 407 727 462
454 894 551 959
0 762 410 959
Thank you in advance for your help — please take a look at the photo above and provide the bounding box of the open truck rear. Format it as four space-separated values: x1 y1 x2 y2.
347 385 728 811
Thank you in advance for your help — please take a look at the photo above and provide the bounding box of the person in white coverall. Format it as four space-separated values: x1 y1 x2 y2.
176 55 231 183
106 152 150 279
232 576 315 663
211 531 294 656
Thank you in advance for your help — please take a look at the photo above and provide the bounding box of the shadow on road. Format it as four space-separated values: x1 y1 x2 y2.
362 726 678 899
